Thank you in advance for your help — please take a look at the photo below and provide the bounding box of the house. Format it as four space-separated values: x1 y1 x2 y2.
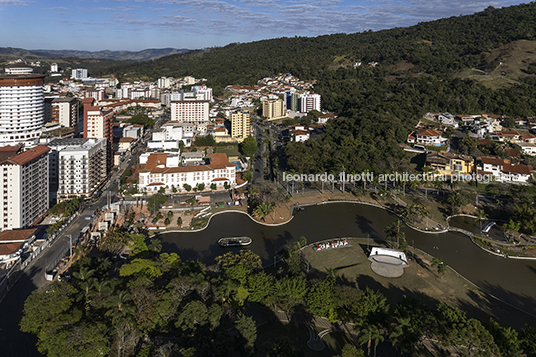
491 131 520 142
291 129 310 142
317 113 336 124
407 129 447 147
520 134 536 143
515 142 536 156
425 151 474 177
436 113 458 128
477 157 532 184
0 229 36 268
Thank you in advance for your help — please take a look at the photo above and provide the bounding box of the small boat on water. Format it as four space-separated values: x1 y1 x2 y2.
218 237 252 247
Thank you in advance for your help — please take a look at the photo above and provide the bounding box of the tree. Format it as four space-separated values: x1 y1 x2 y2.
197 183 205 191
240 136 258 157
146 194 168 215
183 184 192 192
385 220 405 249
235 314 257 352
447 191 467 214
100 229 130 255
175 300 208 332
254 201 275 221
335 344 365 357
358 324 384 357
431 258 446 276
475 208 488 232
210 183 217 190
177 217 183 226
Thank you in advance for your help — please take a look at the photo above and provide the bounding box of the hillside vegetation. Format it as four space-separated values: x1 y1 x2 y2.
116 3 536 175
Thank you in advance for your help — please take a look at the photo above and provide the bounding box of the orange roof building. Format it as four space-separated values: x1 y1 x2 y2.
138 152 237 193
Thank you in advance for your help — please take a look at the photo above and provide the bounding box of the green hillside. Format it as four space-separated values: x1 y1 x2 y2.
115 3 536 174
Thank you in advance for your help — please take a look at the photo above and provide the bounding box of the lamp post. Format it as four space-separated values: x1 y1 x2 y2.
67 234 72 257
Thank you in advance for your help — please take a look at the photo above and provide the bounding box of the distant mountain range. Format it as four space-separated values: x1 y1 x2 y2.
0 47 189 62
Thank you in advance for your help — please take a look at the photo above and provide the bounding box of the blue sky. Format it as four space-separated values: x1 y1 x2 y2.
0 0 528 51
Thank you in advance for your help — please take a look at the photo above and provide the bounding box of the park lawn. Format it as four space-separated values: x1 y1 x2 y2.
301 240 535 330
214 144 240 157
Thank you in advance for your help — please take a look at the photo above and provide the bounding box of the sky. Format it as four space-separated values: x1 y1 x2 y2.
0 0 529 51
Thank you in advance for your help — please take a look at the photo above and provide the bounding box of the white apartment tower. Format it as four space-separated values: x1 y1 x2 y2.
299 93 321 113
0 74 45 145
71 69 88 80
0 145 50 230
48 138 107 202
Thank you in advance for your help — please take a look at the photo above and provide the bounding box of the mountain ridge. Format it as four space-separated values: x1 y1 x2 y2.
0 47 189 62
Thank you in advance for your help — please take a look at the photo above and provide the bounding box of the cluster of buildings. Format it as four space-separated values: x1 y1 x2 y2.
425 151 533 184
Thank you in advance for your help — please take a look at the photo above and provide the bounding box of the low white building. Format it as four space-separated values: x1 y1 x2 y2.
515 142 536 156
138 153 236 193
477 156 533 184
407 129 447 147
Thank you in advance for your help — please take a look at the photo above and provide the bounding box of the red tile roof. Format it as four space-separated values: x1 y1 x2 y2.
416 128 442 137
0 228 36 242
0 242 23 256
480 157 508 165
5 145 50 165
502 164 532 175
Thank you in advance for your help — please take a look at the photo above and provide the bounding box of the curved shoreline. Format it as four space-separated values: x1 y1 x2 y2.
160 200 536 260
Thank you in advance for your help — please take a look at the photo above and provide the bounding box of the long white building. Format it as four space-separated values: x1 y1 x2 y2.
0 74 45 145
138 153 236 193
0 145 50 231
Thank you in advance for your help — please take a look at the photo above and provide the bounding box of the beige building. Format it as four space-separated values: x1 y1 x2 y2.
0 145 50 231
44 97 79 128
170 98 209 124
263 99 287 120
231 110 251 141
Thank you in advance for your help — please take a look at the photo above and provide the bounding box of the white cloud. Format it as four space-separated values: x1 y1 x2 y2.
0 0 27 5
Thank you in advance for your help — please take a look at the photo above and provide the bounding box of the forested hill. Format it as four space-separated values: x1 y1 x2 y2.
119 2 536 174
119 3 536 90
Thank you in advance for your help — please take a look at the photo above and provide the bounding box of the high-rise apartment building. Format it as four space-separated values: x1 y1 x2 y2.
231 110 251 141
83 98 113 170
0 145 50 231
44 97 79 128
192 85 213 102
48 138 107 203
262 99 287 120
71 69 88 80
170 98 209 124
299 93 321 113
0 74 45 145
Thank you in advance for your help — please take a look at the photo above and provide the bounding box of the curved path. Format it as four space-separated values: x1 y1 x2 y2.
159 202 536 318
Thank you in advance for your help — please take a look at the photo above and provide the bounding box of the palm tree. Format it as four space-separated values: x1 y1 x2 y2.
147 238 162 256
359 324 385 357
254 201 274 221
73 266 95 282
474 208 488 232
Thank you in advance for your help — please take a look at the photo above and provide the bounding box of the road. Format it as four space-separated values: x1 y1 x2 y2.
0 136 137 357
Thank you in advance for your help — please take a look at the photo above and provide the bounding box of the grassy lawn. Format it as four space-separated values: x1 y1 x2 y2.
214 144 240 157
301 239 535 330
